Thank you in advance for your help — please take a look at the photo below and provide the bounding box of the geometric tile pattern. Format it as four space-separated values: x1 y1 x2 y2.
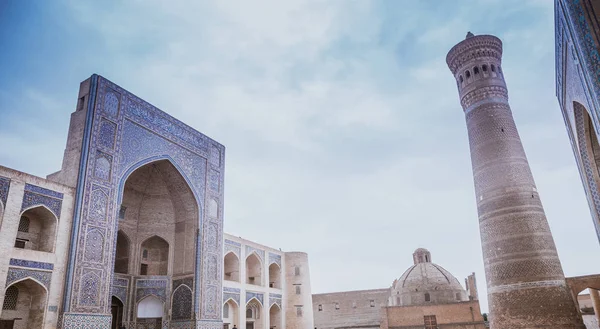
60 313 112 329
5 267 52 290
172 284 193 320
22 183 63 217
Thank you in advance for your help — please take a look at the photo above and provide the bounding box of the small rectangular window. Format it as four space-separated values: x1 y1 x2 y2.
424 315 437 329
119 206 127 220
77 96 85 111
318 304 322 311
296 285 301 295
370 299 375 307
335 303 339 310
142 249 148 259
296 306 303 317
140 264 148 275
352 301 357 308
295 266 300 276
14 239 26 249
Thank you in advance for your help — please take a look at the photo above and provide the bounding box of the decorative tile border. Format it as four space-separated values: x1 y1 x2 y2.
6 267 52 290
61 313 112 329
269 293 282 308
224 239 241 257
136 278 168 288
0 176 9 207
245 246 265 262
223 287 240 306
268 253 281 266
24 183 64 199
9 258 54 270
245 291 264 305
22 189 63 218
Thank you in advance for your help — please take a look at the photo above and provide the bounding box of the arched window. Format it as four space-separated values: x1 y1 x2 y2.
491 64 496 72
424 293 431 302
18 216 30 232
3 286 18 310
16 207 57 252
482 64 488 72
246 308 253 319
465 70 471 78
223 303 229 318
474 67 479 74
459 75 463 83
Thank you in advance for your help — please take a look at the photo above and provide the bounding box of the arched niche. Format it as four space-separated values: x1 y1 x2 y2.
224 252 240 282
268 263 281 289
114 230 130 274
111 296 124 329
16 206 57 252
117 159 199 280
137 295 164 327
246 253 262 286
140 236 169 276
0 278 48 328
223 298 240 328
246 298 263 329
171 284 193 320
269 303 281 329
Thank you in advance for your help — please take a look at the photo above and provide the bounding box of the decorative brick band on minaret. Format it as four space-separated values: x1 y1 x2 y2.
446 33 584 328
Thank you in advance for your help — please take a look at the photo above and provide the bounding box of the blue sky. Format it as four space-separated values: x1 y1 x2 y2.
1 0 598 313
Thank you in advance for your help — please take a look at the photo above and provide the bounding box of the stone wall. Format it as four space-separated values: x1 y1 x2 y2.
312 289 389 329
381 300 485 329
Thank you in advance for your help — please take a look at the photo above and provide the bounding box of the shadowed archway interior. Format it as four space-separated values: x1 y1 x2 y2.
113 159 199 325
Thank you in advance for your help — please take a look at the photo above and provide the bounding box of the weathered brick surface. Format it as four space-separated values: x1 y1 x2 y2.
447 33 585 328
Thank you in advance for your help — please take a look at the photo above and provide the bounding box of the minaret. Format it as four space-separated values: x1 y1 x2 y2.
446 33 584 328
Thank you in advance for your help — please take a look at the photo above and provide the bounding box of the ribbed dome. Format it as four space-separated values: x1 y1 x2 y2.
390 249 468 306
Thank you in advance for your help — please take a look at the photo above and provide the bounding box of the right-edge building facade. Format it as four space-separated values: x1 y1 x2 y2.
446 33 584 328
555 0 600 243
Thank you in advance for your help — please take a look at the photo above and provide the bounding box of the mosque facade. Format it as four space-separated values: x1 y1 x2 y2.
0 75 314 329
555 0 600 242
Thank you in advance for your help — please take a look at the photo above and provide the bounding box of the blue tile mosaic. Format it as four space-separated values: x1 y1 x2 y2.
172 284 193 320
0 176 9 207
245 291 264 305
24 183 64 199
224 239 241 247
22 189 63 217
268 253 281 267
137 278 168 288
63 75 225 322
6 267 52 290
9 258 54 270
173 277 194 291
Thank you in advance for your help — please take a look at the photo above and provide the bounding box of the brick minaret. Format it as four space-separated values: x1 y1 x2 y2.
446 33 584 328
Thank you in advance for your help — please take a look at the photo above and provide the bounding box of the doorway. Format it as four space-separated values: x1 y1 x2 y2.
111 296 124 329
